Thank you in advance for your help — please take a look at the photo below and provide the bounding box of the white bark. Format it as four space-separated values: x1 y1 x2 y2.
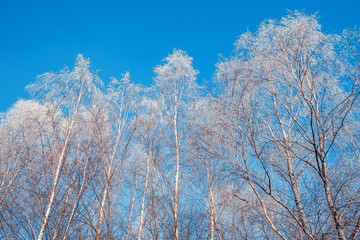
136 147 151 240
173 96 180 240
37 84 84 240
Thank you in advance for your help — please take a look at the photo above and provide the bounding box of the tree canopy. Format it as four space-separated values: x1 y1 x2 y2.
1 12 360 240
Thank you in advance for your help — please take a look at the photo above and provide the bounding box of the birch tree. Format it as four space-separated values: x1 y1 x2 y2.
0 11 359 240
25 54 102 240
215 11 360 239
153 49 199 240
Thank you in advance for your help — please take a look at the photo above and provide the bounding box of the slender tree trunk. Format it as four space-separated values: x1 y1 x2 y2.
37 86 84 240
208 157 215 240
125 180 138 240
271 88 313 239
285 153 314 239
96 166 111 239
137 147 151 240
173 98 180 240
209 189 215 240
322 162 346 240
207 155 223 240
62 149 92 240
96 117 124 238
37 119 75 240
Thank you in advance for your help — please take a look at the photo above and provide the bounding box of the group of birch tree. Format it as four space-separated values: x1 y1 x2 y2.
1 12 360 239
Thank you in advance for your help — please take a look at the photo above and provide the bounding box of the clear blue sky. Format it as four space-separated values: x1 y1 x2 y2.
0 0 359 112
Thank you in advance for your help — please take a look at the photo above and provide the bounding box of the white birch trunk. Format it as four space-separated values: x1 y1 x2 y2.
136 147 151 240
37 85 84 240
173 96 180 240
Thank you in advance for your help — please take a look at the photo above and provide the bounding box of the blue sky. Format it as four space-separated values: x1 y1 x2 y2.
0 0 359 112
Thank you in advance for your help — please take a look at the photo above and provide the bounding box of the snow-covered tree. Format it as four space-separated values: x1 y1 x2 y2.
215 11 360 240
153 49 199 240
